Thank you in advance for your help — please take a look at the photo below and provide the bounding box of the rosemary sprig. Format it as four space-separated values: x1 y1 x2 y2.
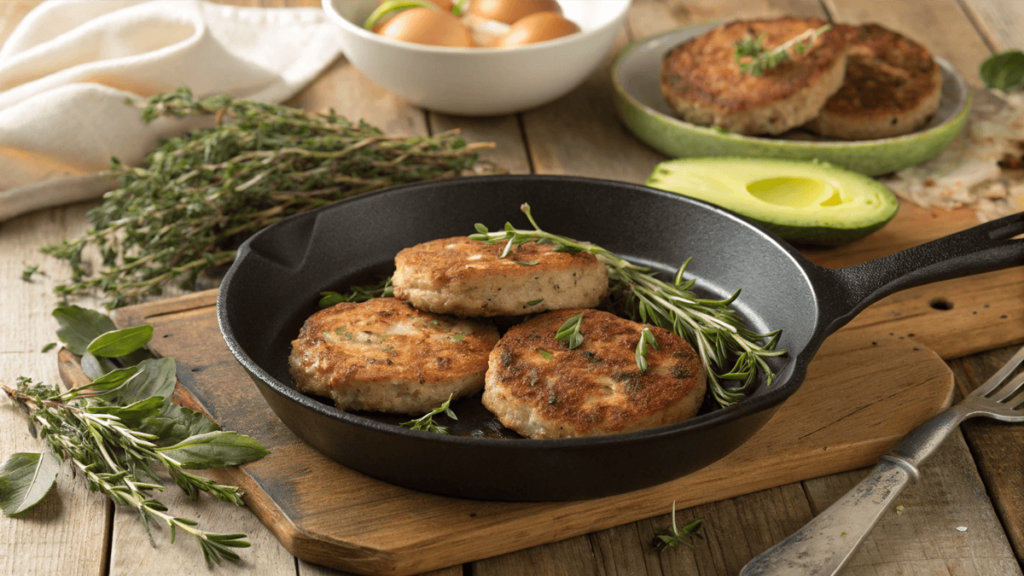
635 328 658 374
653 501 704 551
42 87 502 308
400 394 457 434
554 312 585 349
319 278 394 309
469 204 786 407
734 24 832 76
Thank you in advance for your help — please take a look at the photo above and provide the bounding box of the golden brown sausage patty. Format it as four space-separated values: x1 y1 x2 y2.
482 309 706 439
289 297 499 414
392 236 608 317
660 17 847 135
805 23 942 140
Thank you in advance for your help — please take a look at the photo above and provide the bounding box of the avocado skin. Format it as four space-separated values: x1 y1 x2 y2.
645 157 899 247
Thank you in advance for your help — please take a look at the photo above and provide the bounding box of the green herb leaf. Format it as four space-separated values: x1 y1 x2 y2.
363 0 438 30
554 312 585 349
52 306 116 356
140 405 221 448
538 348 554 359
157 431 269 469
515 260 540 266
0 451 60 517
80 352 119 381
980 50 1024 91
111 358 177 407
734 24 831 76
318 278 394 309
653 501 703 551
635 328 658 374
400 394 457 434
87 325 154 358
64 365 139 399
526 298 544 306
21 265 39 282
88 396 165 428
40 343 56 353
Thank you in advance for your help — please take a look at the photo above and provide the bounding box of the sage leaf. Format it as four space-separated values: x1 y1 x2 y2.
0 451 60 517
53 306 116 355
87 325 154 358
88 397 165 429
80 352 118 381
157 432 269 469
141 405 220 448
980 50 1024 91
318 291 345 309
64 365 138 398
113 358 177 407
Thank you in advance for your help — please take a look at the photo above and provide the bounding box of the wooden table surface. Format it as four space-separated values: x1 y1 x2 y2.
1 1 1023 575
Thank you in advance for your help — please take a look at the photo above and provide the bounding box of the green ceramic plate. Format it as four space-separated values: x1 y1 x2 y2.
612 23 971 176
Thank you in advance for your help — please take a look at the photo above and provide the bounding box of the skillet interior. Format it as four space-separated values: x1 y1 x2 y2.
218 175 825 500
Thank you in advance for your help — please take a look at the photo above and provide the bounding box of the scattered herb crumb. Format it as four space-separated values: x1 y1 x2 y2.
526 298 544 306
515 260 540 266
841 531 847 536
454 334 465 341
538 348 554 359
896 505 904 515
21 265 39 282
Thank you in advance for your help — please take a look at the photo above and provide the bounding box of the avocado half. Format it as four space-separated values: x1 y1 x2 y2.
645 157 899 246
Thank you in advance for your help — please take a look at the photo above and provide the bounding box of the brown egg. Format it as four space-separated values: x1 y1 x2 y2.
375 7 474 47
468 0 562 25
495 11 580 47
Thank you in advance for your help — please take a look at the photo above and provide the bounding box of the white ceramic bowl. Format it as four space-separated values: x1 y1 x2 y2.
322 0 631 116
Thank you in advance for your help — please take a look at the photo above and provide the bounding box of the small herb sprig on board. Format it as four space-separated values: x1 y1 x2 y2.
0 306 269 565
469 204 785 408
653 501 704 551
42 87 503 309
734 24 832 76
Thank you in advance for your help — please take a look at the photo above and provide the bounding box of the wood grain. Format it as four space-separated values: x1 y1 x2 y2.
961 0 1024 52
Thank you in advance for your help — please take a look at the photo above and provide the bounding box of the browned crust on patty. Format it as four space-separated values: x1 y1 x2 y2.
482 309 706 439
660 17 847 134
805 24 942 140
288 297 499 413
392 236 608 317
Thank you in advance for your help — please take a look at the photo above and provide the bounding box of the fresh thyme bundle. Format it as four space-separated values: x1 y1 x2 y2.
1 306 268 564
42 87 501 308
470 204 785 407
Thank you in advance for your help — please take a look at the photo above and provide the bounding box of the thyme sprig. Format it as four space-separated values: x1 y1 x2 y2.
635 328 658 374
400 393 457 434
653 501 704 551
734 24 832 76
42 87 502 308
469 204 785 407
554 312 585 349
2 377 256 564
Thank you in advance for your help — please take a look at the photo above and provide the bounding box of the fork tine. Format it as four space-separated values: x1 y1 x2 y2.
974 344 1024 397
992 371 1024 403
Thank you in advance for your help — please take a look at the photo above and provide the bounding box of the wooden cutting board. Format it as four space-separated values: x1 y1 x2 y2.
55 289 961 576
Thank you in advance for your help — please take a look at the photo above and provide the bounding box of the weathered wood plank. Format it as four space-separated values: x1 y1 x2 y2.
803 429 1022 575
961 0 1024 52
952 346 1024 566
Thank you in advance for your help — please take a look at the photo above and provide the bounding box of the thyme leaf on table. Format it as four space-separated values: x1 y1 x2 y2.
41 87 503 309
653 501 704 551
470 204 786 408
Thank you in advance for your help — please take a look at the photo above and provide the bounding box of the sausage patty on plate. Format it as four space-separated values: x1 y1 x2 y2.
804 23 942 140
482 309 706 439
660 17 847 135
289 297 499 414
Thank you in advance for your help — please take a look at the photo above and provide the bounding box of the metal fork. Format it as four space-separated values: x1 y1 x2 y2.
740 344 1024 576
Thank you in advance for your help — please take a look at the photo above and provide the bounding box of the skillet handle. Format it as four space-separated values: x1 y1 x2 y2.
816 211 1024 336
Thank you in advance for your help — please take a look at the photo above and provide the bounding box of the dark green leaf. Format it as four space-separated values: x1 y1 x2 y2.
40 343 56 353
88 397 165 428
980 50 1024 91
0 451 60 517
526 299 543 306
66 365 138 398
87 325 154 358
141 405 220 447
318 291 345 308
157 431 269 469
515 260 540 266
21 265 39 282
554 312 585 350
53 306 116 355
538 348 554 359
112 358 177 406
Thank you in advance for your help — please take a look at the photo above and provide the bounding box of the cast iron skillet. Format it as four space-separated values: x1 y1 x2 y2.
217 175 1024 501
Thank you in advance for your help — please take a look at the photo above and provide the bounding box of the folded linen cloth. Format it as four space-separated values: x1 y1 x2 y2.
0 0 346 222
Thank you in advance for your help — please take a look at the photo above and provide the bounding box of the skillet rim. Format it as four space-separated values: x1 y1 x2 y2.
216 174 824 449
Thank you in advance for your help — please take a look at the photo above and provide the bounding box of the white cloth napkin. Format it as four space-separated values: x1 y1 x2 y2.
0 0 346 222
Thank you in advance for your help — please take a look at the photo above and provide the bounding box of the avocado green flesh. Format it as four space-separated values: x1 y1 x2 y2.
645 157 899 246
